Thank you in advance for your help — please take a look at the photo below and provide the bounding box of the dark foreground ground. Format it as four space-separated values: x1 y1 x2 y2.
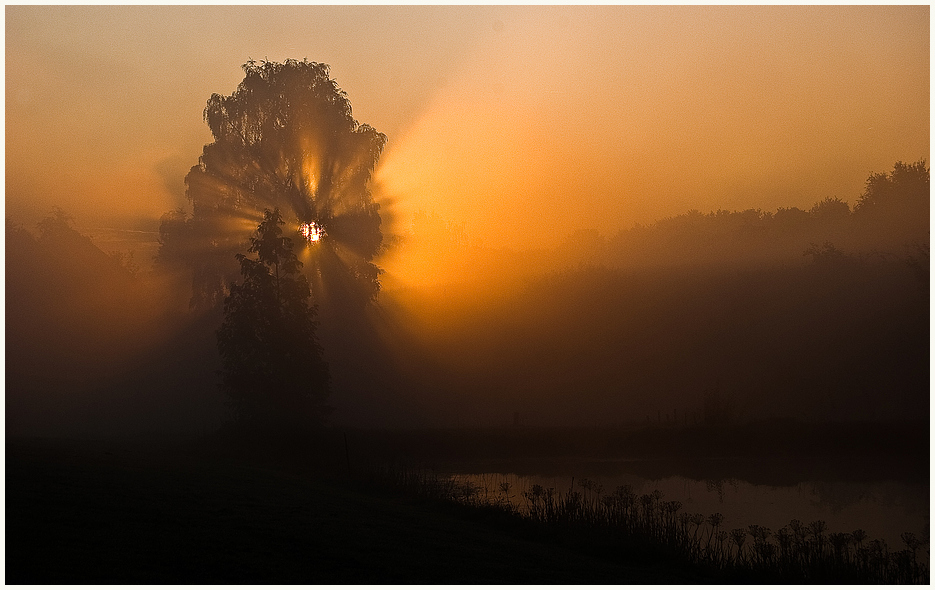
6 435 711 584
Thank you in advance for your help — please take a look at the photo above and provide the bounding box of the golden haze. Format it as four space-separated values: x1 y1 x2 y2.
5 6 928 262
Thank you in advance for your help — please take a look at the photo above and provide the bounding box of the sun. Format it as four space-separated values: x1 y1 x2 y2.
300 221 324 243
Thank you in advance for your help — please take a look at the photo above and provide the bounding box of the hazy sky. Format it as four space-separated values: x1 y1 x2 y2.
6 5 929 249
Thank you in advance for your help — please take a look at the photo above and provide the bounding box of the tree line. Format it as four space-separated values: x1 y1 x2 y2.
5 56 929 434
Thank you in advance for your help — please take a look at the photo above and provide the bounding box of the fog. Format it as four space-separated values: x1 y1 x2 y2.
6 163 928 435
7 6 927 236
370 173 929 428
5 6 929 437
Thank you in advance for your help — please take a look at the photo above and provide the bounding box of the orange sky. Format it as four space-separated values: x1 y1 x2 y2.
6 5 929 250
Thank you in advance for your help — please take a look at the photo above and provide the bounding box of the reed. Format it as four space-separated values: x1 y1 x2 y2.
363 463 928 584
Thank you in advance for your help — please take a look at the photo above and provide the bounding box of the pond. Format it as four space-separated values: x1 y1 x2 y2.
443 455 929 555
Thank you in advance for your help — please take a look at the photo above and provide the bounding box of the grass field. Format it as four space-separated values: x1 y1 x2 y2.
8 421 927 584
6 435 711 584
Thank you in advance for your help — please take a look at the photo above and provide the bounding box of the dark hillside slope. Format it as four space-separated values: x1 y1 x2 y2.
6 438 710 584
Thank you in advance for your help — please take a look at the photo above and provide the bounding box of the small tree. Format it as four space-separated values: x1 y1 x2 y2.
217 208 331 429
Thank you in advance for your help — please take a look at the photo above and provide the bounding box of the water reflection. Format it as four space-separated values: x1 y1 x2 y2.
446 468 928 554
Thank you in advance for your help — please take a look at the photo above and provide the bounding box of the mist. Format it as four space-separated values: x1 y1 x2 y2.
4 5 929 435
370 169 929 427
7 161 927 435
7 6 928 236
5 212 227 437
373 5 929 250
4 5 929 437
6 6 929 585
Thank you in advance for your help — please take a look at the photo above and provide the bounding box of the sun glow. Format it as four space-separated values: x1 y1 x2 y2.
300 221 323 243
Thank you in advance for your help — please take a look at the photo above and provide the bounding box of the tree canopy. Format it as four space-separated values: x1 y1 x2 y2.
854 160 929 214
161 59 387 309
216 208 331 429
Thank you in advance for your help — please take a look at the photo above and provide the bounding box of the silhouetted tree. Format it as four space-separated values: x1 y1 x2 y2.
852 160 929 251
803 241 850 268
155 208 194 268
217 209 331 429
906 241 929 293
604 160 928 271
161 59 387 309
854 160 929 214
809 197 850 222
